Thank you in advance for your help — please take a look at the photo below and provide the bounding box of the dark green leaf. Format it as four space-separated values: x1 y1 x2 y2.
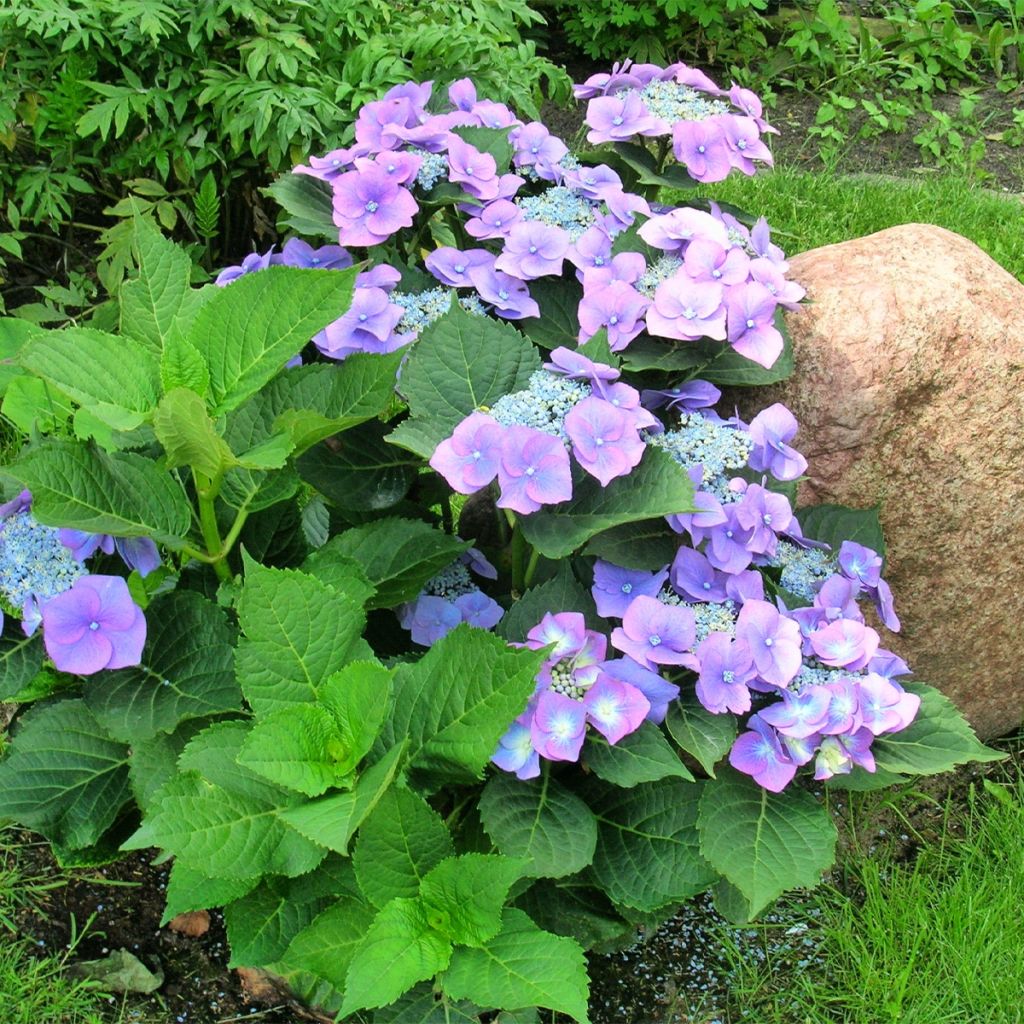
584 723 694 786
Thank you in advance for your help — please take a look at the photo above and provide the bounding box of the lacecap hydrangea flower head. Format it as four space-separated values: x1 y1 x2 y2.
0 491 150 675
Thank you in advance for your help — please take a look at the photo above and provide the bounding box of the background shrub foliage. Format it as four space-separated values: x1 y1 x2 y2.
0 0 570 312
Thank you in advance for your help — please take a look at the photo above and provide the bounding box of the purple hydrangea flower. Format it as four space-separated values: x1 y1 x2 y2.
641 380 721 413
464 199 522 240
858 674 920 734
671 548 730 604
734 484 794 557
647 275 726 341
332 166 418 247
759 686 833 739
425 247 494 288
599 656 679 723
496 427 573 514
734 599 802 687
684 239 750 286
429 412 505 494
494 222 569 280
276 238 353 271
491 715 541 780
446 136 500 202
809 619 880 671
746 404 807 481
578 281 649 352
695 632 755 715
611 595 699 671
41 575 146 675
564 396 646 486
592 561 669 619
583 677 651 744
638 208 729 253
511 122 569 175
215 249 274 286
406 594 463 646
530 690 588 761
726 282 783 368
672 120 732 183
586 94 664 143
723 116 773 175
838 542 883 589
314 287 406 360
729 715 797 792
467 265 539 319
543 347 620 385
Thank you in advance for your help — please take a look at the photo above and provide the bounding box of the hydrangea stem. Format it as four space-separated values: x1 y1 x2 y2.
193 469 231 583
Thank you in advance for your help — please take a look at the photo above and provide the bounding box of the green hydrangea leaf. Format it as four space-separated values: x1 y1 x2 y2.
584 723 695 787
665 697 737 777
353 786 454 908
872 682 1005 776
420 853 526 948
160 326 210 397
274 895 377 991
583 518 680 571
324 518 470 609
235 560 368 716
225 865 346 967
380 626 545 787
237 705 352 797
395 302 540 456
123 722 326 880
318 660 394 772
187 265 357 415
20 326 160 417
795 503 886 562
161 861 259 924
341 897 454 1017
697 767 837 917
441 908 590 1024
0 633 45 701
518 449 696 559
265 173 336 240
277 743 406 855
1 439 192 544
479 773 597 879
152 387 236 477
0 699 131 849
84 590 239 743
119 215 204 351
295 419 419 511
588 778 715 912
2 375 73 434
496 560 601 643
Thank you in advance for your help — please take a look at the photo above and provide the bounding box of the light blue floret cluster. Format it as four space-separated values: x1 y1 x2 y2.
490 370 590 440
0 511 86 612
792 660 864 693
768 540 836 602
645 412 754 501
621 81 731 124
412 149 449 191
392 288 486 335
637 255 684 297
659 587 738 642
516 186 598 241
423 561 476 599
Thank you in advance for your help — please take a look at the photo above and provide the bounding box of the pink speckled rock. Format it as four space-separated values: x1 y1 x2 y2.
767 224 1024 739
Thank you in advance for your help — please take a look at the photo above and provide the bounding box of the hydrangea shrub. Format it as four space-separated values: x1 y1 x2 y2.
0 63 1002 1022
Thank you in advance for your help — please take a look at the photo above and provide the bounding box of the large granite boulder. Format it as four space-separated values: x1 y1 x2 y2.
768 223 1024 739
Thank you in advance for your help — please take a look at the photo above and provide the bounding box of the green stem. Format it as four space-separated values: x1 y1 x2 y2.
193 469 231 583
510 521 527 596
523 546 541 590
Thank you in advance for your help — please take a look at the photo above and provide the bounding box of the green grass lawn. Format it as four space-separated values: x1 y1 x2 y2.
676 167 1024 280
713 766 1024 1024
